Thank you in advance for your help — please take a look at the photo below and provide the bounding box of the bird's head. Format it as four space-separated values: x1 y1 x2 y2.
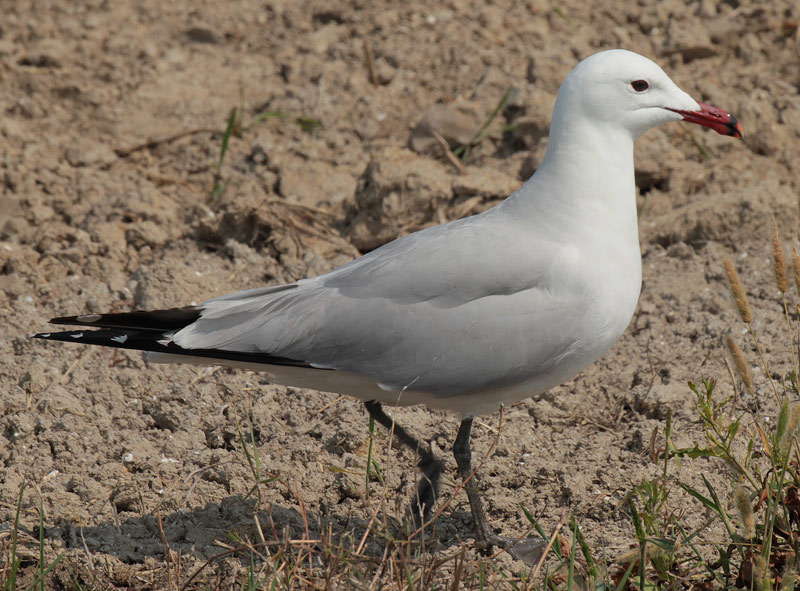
555 49 743 141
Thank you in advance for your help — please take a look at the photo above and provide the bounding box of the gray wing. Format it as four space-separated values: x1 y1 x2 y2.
172 210 596 396
319 213 546 306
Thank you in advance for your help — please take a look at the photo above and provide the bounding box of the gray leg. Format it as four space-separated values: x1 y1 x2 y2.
364 401 444 523
453 417 507 550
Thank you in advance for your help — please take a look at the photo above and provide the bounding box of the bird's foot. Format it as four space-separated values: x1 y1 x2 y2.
505 536 549 565
474 526 548 566
474 532 510 552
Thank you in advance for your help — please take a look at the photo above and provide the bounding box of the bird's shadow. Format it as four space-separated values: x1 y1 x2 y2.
49 494 477 566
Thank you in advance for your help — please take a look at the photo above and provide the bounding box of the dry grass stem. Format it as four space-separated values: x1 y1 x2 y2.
363 39 377 86
773 225 798 372
431 129 469 174
773 220 789 292
792 241 800 295
724 258 753 323
726 336 754 395
531 511 569 580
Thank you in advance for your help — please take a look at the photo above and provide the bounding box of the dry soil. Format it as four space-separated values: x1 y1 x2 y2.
1 0 799 587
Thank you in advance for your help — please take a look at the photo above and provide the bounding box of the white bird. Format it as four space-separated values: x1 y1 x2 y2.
35 49 742 551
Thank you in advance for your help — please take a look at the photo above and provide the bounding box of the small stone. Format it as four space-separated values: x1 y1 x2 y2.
185 27 218 44
307 23 346 54
18 52 61 68
452 167 520 199
374 57 396 85
663 19 717 62
125 220 168 249
0 40 15 58
525 56 537 83
1 118 25 140
278 157 357 208
478 6 504 32
408 104 478 154
347 147 451 250
91 222 127 253
29 204 55 224
666 242 695 260
65 140 118 168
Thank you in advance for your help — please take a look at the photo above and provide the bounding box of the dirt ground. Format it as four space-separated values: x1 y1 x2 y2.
1 0 799 587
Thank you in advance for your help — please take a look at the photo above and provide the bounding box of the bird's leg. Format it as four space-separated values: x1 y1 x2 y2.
364 400 444 523
453 416 508 550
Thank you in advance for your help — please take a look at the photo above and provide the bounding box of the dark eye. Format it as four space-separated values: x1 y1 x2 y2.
631 80 649 92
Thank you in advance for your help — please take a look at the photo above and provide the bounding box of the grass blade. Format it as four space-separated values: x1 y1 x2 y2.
210 107 238 204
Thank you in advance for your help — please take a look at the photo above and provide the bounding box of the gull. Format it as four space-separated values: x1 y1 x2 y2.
34 49 742 552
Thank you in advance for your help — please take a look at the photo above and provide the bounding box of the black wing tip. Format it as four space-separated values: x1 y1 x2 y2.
49 314 102 325
32 329 108 343
32 328 321 370
47 306 202 331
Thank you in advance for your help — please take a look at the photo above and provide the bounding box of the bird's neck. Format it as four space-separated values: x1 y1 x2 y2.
506 117 638 236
